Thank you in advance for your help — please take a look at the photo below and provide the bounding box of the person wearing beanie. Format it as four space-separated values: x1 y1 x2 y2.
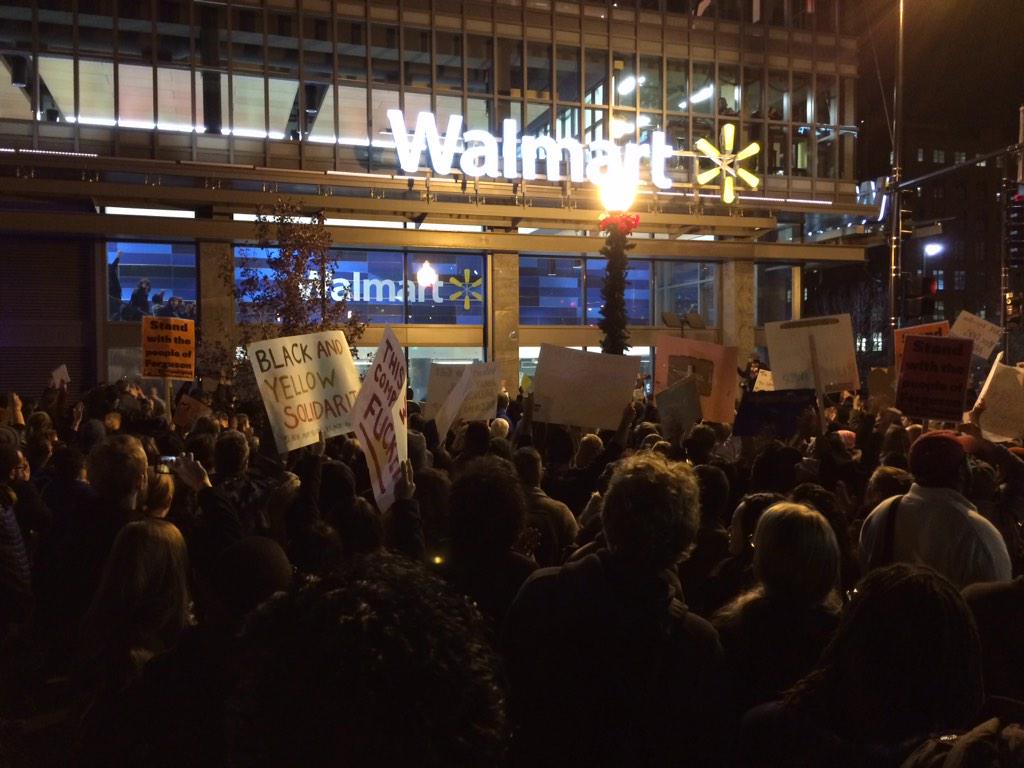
859 431 1011 588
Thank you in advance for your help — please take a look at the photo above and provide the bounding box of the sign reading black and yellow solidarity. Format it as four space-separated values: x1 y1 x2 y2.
141 317 196 381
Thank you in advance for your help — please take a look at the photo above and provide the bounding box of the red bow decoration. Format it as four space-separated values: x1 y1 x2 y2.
599 213 641 235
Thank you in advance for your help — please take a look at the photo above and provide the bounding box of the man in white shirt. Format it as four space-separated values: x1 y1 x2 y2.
860 430 1012 589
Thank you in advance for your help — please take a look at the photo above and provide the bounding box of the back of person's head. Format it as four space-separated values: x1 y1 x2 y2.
407 429 431 471
512 447 543 488
684 424 718 464
602 454 700 574
87 434 148 506
967 459 998 504
83 519 190 663
906 423 923 446
487 437 513 462
752 502 839 606
462 422 491 457
414 467 452 549
145 466 174 518
211 536 292 622
787 563 983 745
51 445 86 483
449 456 525 561
0 446 21 485
909 431 970 490
750 441 802 494
190 414 221 438
631 421 661 450
881 424 910 458
489 418 510 440
574 433 604 469
335 497 384 560
544 426 575 467
694 464 731 529
185 432 216 472
214 429 250 477
235 553 507 767
865 465 914 510
729 492 786 556
25 410 53 438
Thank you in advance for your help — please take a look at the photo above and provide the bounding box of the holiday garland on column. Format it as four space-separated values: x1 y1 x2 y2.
598 213 640 355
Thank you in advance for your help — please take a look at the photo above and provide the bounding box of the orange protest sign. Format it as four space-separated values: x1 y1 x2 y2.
142 317 196 380
893 321 948 373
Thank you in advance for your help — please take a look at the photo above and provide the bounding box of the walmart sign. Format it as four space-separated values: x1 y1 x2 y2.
314 269 483 309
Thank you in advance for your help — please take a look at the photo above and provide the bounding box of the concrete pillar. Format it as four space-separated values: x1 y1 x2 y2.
197 240 238 381
721 259 756 356
489 250 520 391
790 265 803 320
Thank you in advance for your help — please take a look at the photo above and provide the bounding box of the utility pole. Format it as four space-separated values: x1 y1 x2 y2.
887 0 905 366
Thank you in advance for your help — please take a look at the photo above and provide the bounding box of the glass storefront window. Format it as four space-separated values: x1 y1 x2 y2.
816 128 836 178
756 264 793 326
370 25 400 85
584 49 607 106
556 45 580 103
435 31 462 91
403 27 432 89
691 61 714 115
519 256 584 325
586 259 652 325
527 42 552 98
467 35 493 95
718 65 739 116
816 74 836 125
743 66 762 118
497 38 523 96
792 124 810 176
107 242 197 322
767 70 787 121
337 20 367 81
612 52 636 109
406 252 486 325
792 72 811 123
654 262 719 330
666 58 688 112
407 347 485 402
767 124 787 174
639 55 662 110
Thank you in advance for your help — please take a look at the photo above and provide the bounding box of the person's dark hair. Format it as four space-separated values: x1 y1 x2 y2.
684 424 718 464
544 426 575 467
334 497 384 560
864 466 914 511
210 536 292 622
880 424 910 458
449 456 526 561
752 502 838 605
733 492 786 546
214 429 250 477
694 464 731 529
461 422 491 457
184 433 216 472
0 446 20 482
602 453 701 573
51 445 86 483
414 468 452 551
786 564 984 745
512 447 543 488
86 435 148 505
487 436 513 462
190 415 221 438
235 553 507 768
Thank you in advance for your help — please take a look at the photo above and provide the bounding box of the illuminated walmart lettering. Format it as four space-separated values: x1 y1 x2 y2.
311 270 479 308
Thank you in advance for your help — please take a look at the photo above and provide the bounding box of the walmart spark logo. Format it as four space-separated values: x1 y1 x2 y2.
448 269 483 310
694 124 760 204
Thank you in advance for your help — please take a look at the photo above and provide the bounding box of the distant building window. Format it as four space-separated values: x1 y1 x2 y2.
954 151 967 163
935 300 944 315
954 270 966 290
856 334 867 352
934 270 944 291
872 332 884 352
933 187 944 199
916 148 924 162
933 149 945 164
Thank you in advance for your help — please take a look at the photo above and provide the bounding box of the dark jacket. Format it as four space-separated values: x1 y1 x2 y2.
962 577 1024 701
501 550 727 767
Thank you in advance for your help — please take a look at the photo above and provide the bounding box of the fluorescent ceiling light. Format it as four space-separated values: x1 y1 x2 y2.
690 85 714 104
105 206 195 219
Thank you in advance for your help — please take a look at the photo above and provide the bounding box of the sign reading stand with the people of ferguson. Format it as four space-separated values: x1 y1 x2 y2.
353 327 408 513
895 335 973 422
893 321 949 373
142 316 196 380
532 344 640 430
247 330 361 454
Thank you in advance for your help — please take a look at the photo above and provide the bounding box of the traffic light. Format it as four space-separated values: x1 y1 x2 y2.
1006 181 1024 268
904 273 938 319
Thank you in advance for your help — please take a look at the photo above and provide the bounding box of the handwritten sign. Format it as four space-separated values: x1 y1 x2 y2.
247 330 362 453
753 370 774 392
654 335 738 424
976 352 1024 441
894 321 949 373
353 327 408 512
655 376 702 443
434 362 501 438
867 367 897 411
533 344 640 430
50 364 70 389
895 335 973 422
142 317 196 380
950 311 1002 360
173 393 212 430
765 315 858 393
732 389 818 438
423 363 468 421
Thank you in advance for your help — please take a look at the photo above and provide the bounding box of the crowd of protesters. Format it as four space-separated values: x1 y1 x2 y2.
1 368 1024 767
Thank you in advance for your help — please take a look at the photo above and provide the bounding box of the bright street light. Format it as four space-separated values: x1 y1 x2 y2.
924 242 944 257
597 170 637 213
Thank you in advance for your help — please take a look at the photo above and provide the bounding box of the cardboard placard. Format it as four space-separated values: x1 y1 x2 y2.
867 367 897 411
173 393 212 430
423 363 468 421
765 315 858 393
893 321 949 372
533 344 640 430
655 375 703 444
653 335 739 424
247 330 362 453
50 364 70 389
352 327 408 512
950 311 1002 360
895 335 973 422
732 389 819 438
142 317 196 380
753 369 775 392
434 361 501 438
976 352 1024 441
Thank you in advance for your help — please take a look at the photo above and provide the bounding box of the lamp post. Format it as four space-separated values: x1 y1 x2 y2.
596 171 639 355
888 0 906 365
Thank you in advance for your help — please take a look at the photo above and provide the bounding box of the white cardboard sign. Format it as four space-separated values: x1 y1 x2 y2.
976 352 1024 441
532 344 640 430
765 314 859 393
51 364 70 388
656 376 703 443
247 330 361 453
950 311 1002 360
423 363 468 420
434 361 501 438
753 369 774 392
352 327 408 512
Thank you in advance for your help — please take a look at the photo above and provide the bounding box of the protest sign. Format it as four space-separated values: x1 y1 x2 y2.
895 335 973 422
142 317 196 380
520 373 533 393
653 335 738 424
423 363 468 420
950 311 1002 360
247 330 361 453
434 361 501 438
765 315 858 393
173 393 212 430
50 364 70 389
753 370 774 392
975 352 1024 440
867 367 898 411
894 321 949 372
732 389 819 438
352 327 408 512
533 344 640 430
655 376 702 443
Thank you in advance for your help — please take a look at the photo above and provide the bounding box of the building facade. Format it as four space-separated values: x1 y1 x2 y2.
0 0 875 398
